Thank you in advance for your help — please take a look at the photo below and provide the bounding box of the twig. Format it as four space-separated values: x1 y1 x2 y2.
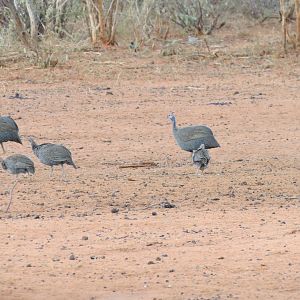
119 162 158 169
259 15 280 24
203 38 211 54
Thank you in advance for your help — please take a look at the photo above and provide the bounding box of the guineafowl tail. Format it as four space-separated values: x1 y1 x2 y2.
16 135 22 144
69 160 77 169
28 165 35 174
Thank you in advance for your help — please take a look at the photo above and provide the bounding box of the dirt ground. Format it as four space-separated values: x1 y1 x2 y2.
0 22 300 300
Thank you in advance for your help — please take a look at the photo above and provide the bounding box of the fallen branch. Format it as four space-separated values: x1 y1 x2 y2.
119 162 158 168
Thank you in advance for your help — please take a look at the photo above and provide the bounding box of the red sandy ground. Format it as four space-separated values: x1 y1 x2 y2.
0 22 299 299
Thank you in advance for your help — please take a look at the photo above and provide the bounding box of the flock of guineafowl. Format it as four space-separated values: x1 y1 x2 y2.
0 112 220 212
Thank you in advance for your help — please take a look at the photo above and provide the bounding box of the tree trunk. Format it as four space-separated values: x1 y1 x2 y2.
105 0 119 45
295 0 300 46
4 1 32 49
83 0 118 47
25 0 38 42
55 0 68 38
97 0 108 43
85 0 98 46
280 0 287 52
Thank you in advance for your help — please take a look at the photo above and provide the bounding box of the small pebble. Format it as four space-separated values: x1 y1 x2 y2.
111 208 119 214
69 254 76 260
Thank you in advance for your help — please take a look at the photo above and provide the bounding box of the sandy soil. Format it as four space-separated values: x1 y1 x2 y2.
0 23 300 299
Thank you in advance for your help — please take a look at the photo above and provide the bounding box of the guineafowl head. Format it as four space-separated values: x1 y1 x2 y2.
28 137 38 149
198 144 205 150
0 158 6 170
167 112 176 123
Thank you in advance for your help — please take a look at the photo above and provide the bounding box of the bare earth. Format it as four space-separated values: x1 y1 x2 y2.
0 26 300 300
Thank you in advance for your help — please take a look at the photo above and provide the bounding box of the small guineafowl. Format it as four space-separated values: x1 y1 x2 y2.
167 112 220 152
0 154 35 212
0 116 22 153
192 144 210 175
28 137 77 180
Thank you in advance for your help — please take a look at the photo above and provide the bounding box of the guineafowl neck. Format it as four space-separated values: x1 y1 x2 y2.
172 118 177 130
30 140 38 150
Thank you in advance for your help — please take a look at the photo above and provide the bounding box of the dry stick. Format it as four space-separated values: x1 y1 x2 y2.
259 15 280 24
203 38 211 54
119 162 158 169
108 0 119 45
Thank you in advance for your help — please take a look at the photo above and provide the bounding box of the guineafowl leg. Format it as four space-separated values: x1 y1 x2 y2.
61 164 67 181
49 166 54 178
1 143 5 154
5 177 18 213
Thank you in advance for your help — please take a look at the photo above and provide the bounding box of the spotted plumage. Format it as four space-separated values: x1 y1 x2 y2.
28 137 77 179
167 112 220 152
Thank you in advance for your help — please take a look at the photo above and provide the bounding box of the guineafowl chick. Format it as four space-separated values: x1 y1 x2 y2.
192 144 210 175
28 137 77 180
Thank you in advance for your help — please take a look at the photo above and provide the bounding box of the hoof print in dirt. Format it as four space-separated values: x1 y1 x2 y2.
160 201 176 209
9 92 27 100
208 101 232 106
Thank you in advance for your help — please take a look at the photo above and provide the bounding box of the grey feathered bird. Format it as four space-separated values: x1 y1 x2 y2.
167 112 220 152
28 137 77 180
0 154 35 212
192 144 210 175
0 116 22 153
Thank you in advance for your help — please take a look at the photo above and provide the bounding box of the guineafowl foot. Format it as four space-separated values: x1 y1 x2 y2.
195 169 206 176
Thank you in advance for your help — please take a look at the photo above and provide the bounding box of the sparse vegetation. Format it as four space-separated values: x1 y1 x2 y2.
0 0 299 67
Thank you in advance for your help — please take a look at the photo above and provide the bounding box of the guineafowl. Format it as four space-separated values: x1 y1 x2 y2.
0 154 35 212
28 137 77 180
192 144 210 175
0 116 22 153
167 112 220 152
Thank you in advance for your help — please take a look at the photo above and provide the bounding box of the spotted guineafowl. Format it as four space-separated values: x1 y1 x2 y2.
192 144 210 175
0 116 22 153
1 154 35 212
167 112 220 152
28 137 77 180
